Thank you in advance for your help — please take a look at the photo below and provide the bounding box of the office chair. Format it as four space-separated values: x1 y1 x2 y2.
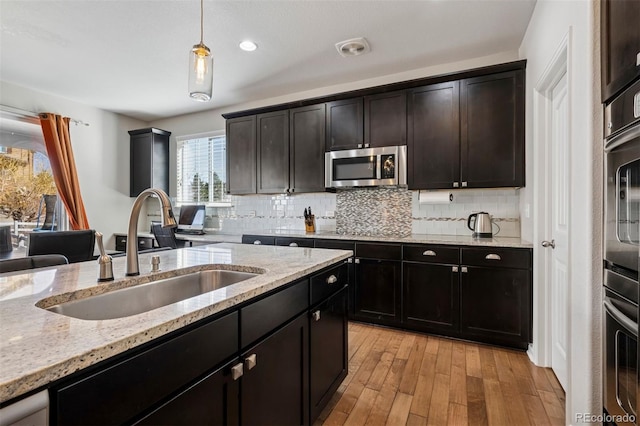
151 223 186 249
0 254 69 274
28 230 96 263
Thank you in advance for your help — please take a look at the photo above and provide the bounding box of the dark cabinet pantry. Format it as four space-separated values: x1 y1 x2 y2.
128 128 170 197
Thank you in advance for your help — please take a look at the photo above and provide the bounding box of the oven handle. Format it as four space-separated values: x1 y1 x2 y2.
605 122 640 152
604 298 638 337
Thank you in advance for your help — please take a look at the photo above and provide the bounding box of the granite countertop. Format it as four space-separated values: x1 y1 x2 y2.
243 229 534 249
0 243 351 404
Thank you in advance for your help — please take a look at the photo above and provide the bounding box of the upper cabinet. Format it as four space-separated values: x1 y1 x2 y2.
226 116 257 195
601 0 640 104
129 128 171 197
257 111 290 194
407 81 460 189
364 91 407 148
325 98 363 151
460 70 525 188
290 104 326 193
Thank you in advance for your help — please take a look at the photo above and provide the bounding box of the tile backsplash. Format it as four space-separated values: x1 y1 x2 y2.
146 188 520 238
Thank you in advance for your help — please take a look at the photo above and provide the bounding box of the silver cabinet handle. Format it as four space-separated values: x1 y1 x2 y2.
289 242 298 247
347 258 353 263
326 274 338 284
608 122 613 129
231 362 244 380
541 240 556 249
637 51 639 66
357 143 363 148
461 266 468 273
453 182 460 188
253 240 262 245
245 354 257 370
364 143 370 148
461 181 468 187
312 310 321 321
452 266 459 272
485 254 501 260
355 258 360 264
423 250 436 256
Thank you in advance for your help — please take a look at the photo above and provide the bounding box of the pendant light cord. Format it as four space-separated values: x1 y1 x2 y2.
199 0 204 44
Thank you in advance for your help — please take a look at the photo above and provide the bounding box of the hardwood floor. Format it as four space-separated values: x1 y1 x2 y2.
316 322 565 426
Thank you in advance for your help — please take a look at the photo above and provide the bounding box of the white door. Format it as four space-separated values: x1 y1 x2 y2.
548 72 569 390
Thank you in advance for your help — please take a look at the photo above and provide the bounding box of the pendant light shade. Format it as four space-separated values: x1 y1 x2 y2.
188 0 213 102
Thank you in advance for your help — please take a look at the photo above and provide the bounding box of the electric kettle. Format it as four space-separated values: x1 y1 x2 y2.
467 212 493 238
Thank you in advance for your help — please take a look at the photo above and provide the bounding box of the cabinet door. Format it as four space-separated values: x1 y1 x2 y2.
325 98 364 151
226 116 257 194
310 288 348 423
403 262 460 335
257 111 290 194
353 258 401 324
364 91 407 148
460 266 531 348
460 71 525 188
601 0 640 103
407 82 460 189
241 313 309 426
135 359 240 426
129 128 170 197
290 104 326 193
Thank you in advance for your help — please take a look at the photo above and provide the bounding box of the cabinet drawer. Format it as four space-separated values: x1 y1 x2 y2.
241 279 309 348
242 235 275 245
275 237 314 248
461 247 531 269
54 312 238 426
311 263 348 305
314 239 355 251
137 236 154 250
115 235 127 252
356 242 401 260
403 244 459 264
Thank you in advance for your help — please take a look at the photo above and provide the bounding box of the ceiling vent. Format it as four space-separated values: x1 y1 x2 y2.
335 37 370 57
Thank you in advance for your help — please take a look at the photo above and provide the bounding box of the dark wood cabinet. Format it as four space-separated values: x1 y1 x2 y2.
135 358 240 426
601 0 640 104
407 82 460 189
325 98 364 151
128 128 170 197
114 234 154 252
257 111 289 194
460 247 532 349
310 287 348 423
364 91 407 148
352 243 402 325
240 313 309 426
402 244 460 335
226 116 257 195
460 70 525 188
290 104 326 193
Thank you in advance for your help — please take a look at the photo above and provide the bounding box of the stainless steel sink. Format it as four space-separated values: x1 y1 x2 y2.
44 270 258 320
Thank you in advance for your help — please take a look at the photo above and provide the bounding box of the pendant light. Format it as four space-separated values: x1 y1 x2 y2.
188 0 213 102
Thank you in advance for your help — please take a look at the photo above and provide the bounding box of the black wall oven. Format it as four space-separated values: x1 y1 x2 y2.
604 78 640 425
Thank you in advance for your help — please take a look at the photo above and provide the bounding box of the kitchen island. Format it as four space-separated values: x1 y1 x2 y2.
0 243 352 424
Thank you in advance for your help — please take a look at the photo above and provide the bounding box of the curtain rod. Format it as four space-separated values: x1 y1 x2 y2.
0 105 90 127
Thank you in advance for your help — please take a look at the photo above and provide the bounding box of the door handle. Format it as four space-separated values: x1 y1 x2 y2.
355 258 360 264
452 266 459 272
312 310 321 321
245 354 257 370
460 266 468 273
541 240 556 249
326 274 338 284
453 182 460 188
231 362 244 380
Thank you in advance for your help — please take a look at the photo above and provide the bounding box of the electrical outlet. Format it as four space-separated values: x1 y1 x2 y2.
249 210 256 218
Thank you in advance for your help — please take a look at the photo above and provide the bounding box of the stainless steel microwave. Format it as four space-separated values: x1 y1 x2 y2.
325 145 407 188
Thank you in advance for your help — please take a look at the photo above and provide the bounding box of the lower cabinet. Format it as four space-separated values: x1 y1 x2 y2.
460 266 531 348
241 313 309 426
310 287 348 422
135 358 240 425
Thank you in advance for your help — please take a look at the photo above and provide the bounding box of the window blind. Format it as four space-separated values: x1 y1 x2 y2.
176 135 227 203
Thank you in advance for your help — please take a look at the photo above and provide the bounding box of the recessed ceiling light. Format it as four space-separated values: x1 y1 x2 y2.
239 41 258 52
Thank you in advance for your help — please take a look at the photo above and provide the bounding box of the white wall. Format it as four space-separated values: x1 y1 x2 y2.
519 0 601 423
0 81 147 249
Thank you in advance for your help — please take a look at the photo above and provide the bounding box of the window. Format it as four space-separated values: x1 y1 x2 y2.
176 132 229 205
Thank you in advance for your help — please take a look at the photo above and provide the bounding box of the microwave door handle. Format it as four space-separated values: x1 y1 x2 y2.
376 155 381 180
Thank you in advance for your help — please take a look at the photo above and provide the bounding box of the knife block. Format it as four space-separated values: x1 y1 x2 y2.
305 215 316 233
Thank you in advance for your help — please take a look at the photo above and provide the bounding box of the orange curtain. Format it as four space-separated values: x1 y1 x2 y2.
39 113 90 230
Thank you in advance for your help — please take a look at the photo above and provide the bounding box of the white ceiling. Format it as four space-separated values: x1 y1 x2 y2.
0 0 536 122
